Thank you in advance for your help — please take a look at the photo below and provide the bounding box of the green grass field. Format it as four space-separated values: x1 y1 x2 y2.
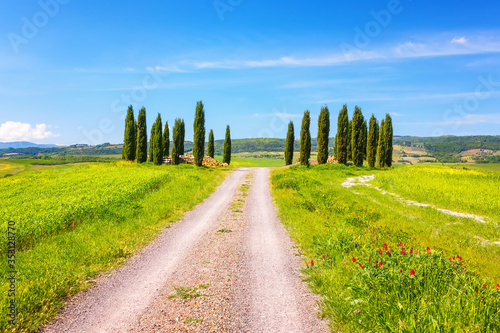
215 151 316 167
0 162 228 332
271 164 500 332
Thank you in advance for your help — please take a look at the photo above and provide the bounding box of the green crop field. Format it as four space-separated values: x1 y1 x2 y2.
271 164 500 332
0 162 228 332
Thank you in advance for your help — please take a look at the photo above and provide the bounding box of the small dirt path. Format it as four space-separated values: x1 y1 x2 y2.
238 168 326 332
343 174 487 223
42 168 326 332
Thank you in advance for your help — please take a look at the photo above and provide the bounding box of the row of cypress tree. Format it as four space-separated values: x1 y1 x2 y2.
284 105 393 168
122 102 232 166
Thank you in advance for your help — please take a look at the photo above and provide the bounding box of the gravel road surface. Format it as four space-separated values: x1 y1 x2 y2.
42 167 327 333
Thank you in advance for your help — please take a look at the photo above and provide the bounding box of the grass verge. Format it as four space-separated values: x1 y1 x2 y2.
271 163 500 332
0 163 228 332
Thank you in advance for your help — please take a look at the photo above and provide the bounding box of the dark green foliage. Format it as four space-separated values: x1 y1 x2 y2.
136 107 148 163
300 110 311 166
152 113 163 165
351 106 364 167
163 121 169 157
334 134 337 159
362 119 367 160
193 101 205 166
336 105 349 164
223 125 231 165
180 119 185 155
385 114 393 167
317 106 330 164
122 105 137 161
377 119 387 168
171 119 182 165
347 119 352 162
367 114 379 167
148 122 155 163
208 129 215 158
285 121 294 165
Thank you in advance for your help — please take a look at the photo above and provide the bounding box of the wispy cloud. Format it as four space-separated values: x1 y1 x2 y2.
181 33 500 71
0 121 59 141
451 36 468 44
252 112 303 119
317 90 500 104
399 113 500 126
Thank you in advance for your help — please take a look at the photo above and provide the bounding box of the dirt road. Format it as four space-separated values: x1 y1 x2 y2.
43 168 326 332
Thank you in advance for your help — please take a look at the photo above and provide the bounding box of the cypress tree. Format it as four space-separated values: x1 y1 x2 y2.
208 129 215 158
367 114 379 168
284 121 294 165
299 110 311 167
163 121 169 157
136 107 148 163
193 101 205 166
152 113 163 165
384 114 393 167
223 125 231 165
333 134 337 159
377 119 386 168
362 119 367 160
347 119 352 162
336 105 349 164
148 121 155 163
171 118 182 165
351 106 364 167
180 119 185 155
122 105 136 161
317 105 330 164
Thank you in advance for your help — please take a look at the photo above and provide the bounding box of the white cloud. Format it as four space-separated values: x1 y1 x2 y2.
0 121 59 142
182 33 500 71
460 113 500 124
252 112 303 119
148 65 189 73
451 37 468 44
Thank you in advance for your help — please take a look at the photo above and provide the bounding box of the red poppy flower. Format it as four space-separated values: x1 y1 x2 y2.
322 255 325 259
401 248 406 255
426 246 430 252
311 260 314 266
410 249 413 254
379 261 383 268
383 243 388 250
399 269 402 273
379 249 382 254
410 269 415 275
483 284 486 289
386 251 390 255
352 257 356 262
359 263 363 267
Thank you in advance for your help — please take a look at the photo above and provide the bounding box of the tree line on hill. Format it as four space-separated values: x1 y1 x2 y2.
121 102 232 165
284 105 393 167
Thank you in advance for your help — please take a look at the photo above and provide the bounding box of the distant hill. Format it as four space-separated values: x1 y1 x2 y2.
0 141 57 149
394 135 500 163
1 136 499 163
212 138 335 156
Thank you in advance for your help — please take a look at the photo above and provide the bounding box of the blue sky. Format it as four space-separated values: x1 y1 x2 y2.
1 0 500 145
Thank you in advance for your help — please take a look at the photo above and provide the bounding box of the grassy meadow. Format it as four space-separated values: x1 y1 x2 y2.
0 162 228 332
271 163 500 332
